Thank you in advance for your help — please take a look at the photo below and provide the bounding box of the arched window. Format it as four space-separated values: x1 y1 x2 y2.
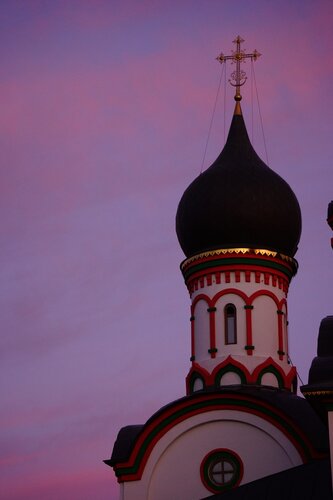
224 304 237 344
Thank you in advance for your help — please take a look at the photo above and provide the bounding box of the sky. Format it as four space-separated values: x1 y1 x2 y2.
1 1 332 498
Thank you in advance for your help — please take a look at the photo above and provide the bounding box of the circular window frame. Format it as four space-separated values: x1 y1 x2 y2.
200 448 243 494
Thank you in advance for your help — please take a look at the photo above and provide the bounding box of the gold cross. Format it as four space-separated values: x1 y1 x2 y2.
216 36 261 101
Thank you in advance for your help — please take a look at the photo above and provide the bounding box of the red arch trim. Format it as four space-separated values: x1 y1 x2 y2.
248 291 287 358
190 286 287 310
186 357 296 392
212 288 250 307
191 294 216 358
186 363 211 393
192 290 248 356
192 288 285 310
211 355 252 384
192 293 213 309
113 390 323 482
248 289 283 308
252 357 297 389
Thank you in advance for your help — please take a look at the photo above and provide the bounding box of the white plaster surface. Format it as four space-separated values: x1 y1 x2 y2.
194 299 210 361
328 411 333 490
193 377 204 392
260 372 279 388
121 410 303 500
219 371 242 386
252 295 279 356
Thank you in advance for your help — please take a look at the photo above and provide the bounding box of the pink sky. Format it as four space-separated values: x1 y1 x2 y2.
1 1 333 498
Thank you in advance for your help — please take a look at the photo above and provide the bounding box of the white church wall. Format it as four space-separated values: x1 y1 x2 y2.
328 412 333 490
252 295 279 356
282 303 289 360
121 410 303 500
260 372 280 388
193 299 210 361
219 371 242 386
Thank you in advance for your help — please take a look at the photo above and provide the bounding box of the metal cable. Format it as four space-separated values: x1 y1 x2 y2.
287 354 305 386
251 59 254 142
200 63 225 173
251 59 269 165
223 61 227 144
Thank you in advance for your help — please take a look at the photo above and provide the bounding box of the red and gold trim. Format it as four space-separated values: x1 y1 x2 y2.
180 248 298 295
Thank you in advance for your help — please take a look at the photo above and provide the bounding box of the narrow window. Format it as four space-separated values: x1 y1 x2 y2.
224 304 237 344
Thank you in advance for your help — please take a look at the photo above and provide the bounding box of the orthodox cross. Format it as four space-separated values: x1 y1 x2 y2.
216 36 261 101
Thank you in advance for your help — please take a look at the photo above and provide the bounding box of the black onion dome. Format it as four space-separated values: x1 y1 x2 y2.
176 107 302 258
308 316 333 385
328 201 333 230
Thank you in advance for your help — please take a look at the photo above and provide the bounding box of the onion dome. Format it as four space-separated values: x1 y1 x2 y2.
301 317 333 422
308 316 333 385
176 104 302 258
328 201 333 249
328 201 333 230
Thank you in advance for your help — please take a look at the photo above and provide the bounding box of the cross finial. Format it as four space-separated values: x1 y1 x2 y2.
216 36 261 102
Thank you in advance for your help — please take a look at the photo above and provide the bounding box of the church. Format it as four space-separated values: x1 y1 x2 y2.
104 37 333 499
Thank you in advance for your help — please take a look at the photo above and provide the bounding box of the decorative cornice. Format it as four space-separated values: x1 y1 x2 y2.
302 389 333 397
181 248 296 270
180 248 298 285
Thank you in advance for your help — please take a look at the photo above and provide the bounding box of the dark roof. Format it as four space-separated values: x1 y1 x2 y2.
176 106 302 258
202 459 332 500
106 386 328 466
104 425 143 467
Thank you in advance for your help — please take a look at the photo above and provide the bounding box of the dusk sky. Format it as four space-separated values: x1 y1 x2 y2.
1 1 333 499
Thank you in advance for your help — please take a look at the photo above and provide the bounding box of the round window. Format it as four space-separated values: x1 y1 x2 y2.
200 449 243 494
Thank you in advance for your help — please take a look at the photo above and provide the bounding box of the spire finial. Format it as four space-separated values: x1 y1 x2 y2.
216 36 261 102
